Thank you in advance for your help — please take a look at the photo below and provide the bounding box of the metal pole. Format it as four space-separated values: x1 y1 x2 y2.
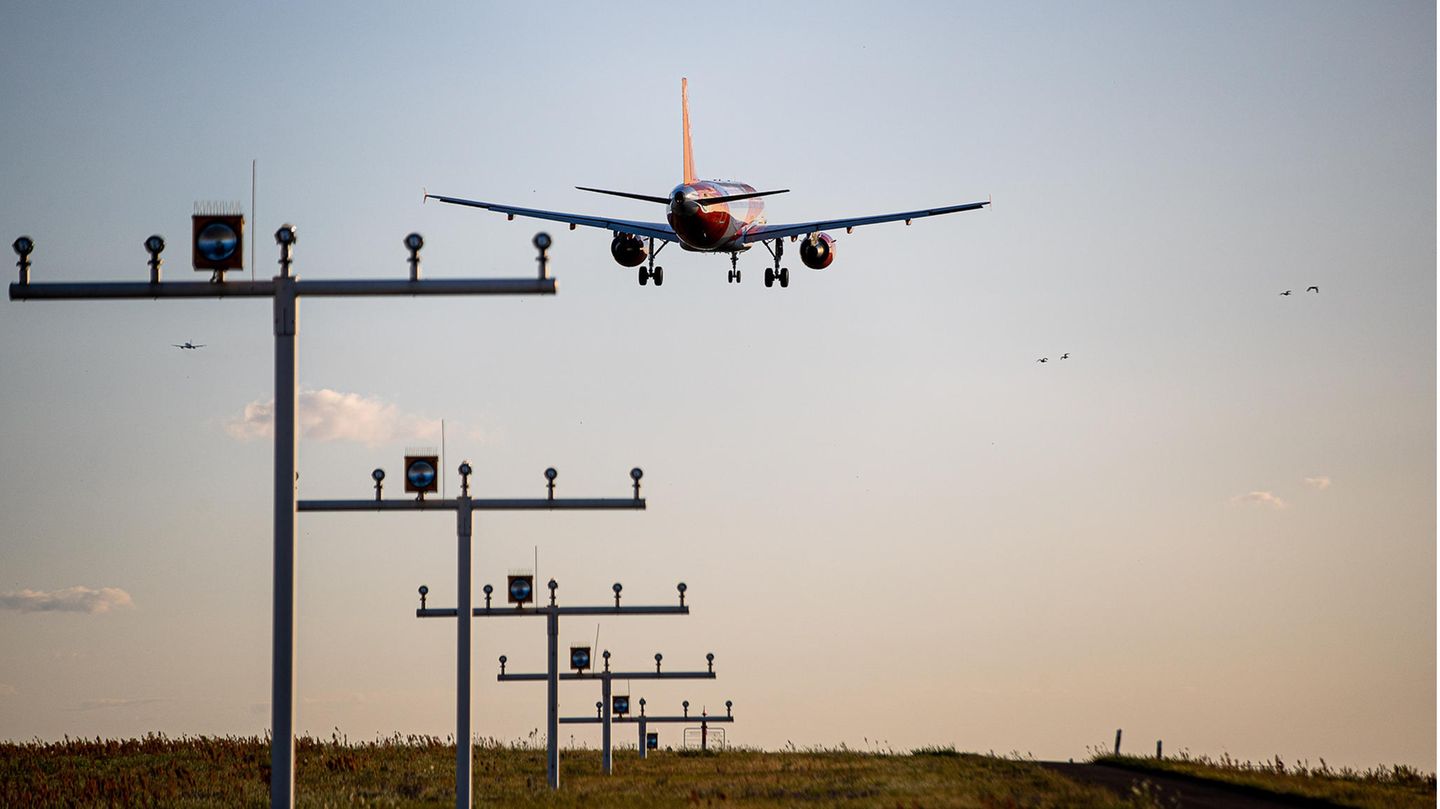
455 503 472 809
270 277 298 809
601 674 612 775
638 715 647 760
546 610 559 790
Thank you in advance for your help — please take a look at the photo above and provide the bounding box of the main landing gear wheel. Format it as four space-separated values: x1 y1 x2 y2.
764 268 774 287
638 267 647 286
779 267 789 288
653 266 663 286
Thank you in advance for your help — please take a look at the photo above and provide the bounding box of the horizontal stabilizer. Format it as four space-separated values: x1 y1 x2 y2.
696 189 790 207
575 186 672 205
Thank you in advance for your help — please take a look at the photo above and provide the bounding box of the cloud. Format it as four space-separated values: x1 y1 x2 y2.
76 698 164 711
1232 491 1288 510
0 586 134 614
225 389 443 446
1304 476 1332 490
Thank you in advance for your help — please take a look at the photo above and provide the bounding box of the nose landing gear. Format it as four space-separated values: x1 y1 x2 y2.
726 252 742 284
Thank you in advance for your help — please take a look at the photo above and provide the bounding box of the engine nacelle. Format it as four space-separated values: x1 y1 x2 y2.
799 233 836 270
610 234 647 267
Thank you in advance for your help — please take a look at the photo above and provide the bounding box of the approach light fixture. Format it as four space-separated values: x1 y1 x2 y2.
677 581 687 606
192 213 245 272
274 223 296 245
545 467 557 499
654 652 663 672
458 461 472 497
706 652 715 673
533 232 552 252
404 453 439 498
404 232 423 280
482 583 494 608
612 582 622 606
683 700 690 717
630 467 643 498
508 574 534 606
570 645 591 672
418 585 429 608
647 732 659 750
13 236 34 257
372 468 385 500
499 654 508 675
613 695 630 716
144 235 166 281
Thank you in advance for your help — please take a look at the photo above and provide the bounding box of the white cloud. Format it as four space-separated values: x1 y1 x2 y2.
225 389 443 446
1232 491 1288 510
77 698 164 711
1304 476 1332 490
0 586 134 614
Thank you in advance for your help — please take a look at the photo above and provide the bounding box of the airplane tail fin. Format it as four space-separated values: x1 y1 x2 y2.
681 78 697 185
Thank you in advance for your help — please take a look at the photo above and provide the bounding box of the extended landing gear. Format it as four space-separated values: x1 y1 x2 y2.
637 237 666 286
761 240 789 288
726 252 742 284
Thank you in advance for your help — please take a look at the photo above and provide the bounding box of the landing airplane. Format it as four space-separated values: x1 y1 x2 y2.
424 79 989 289
172 341 205 350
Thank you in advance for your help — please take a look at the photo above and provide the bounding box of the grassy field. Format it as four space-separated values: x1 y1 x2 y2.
1093 752 1436 809
3 734 1434 808
0 734 1147 808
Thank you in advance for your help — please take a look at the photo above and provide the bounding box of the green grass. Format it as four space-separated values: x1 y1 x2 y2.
1092 751 1436 809
1 733 1147 808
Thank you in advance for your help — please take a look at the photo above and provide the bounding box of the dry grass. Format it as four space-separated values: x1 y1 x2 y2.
1092 751 1436 809
1 733 1150 808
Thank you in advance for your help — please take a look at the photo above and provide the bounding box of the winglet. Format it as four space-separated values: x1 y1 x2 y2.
681 78 697 185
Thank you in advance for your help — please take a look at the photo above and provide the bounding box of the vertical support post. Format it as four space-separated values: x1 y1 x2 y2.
546 610 559 790
455 503 473 809
1114 728 1122 756
638 716 647 760
270 277 298 809
1156 740 1162 760
601 675 613 775
701 715 708 752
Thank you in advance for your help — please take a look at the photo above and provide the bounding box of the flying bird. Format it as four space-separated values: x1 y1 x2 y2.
1279 290 1293 296
1036 357 1049 363
1060 353 1070 360
172 341 206 350
1306 286 1319 293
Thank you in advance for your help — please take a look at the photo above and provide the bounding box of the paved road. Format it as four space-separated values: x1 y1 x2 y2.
1041 762 1342 809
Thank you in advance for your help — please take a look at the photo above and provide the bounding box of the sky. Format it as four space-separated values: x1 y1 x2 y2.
0 0 1434 772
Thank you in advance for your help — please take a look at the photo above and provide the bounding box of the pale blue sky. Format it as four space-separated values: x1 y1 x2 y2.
0 1 1434 769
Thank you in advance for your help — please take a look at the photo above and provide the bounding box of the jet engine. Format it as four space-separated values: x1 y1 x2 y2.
610 234 647 267
798 233 836 270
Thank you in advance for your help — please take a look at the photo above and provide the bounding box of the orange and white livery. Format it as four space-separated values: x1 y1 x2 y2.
425 79 989 288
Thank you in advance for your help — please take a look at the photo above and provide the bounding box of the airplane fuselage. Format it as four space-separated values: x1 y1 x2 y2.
667 181 766 252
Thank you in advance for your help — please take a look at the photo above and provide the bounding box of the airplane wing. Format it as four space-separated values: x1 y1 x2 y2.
741 199 989 244
424 193 679 243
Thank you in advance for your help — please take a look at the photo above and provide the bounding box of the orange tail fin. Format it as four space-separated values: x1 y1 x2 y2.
681 78 697 185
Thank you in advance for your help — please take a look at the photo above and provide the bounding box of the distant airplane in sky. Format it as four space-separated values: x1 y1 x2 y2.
425 79 989 289
172 341 205 350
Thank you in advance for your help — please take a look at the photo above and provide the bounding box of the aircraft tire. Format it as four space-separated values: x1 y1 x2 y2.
654 266 664 286
764 268 774 287
638 267 648 286
780 267 789 288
